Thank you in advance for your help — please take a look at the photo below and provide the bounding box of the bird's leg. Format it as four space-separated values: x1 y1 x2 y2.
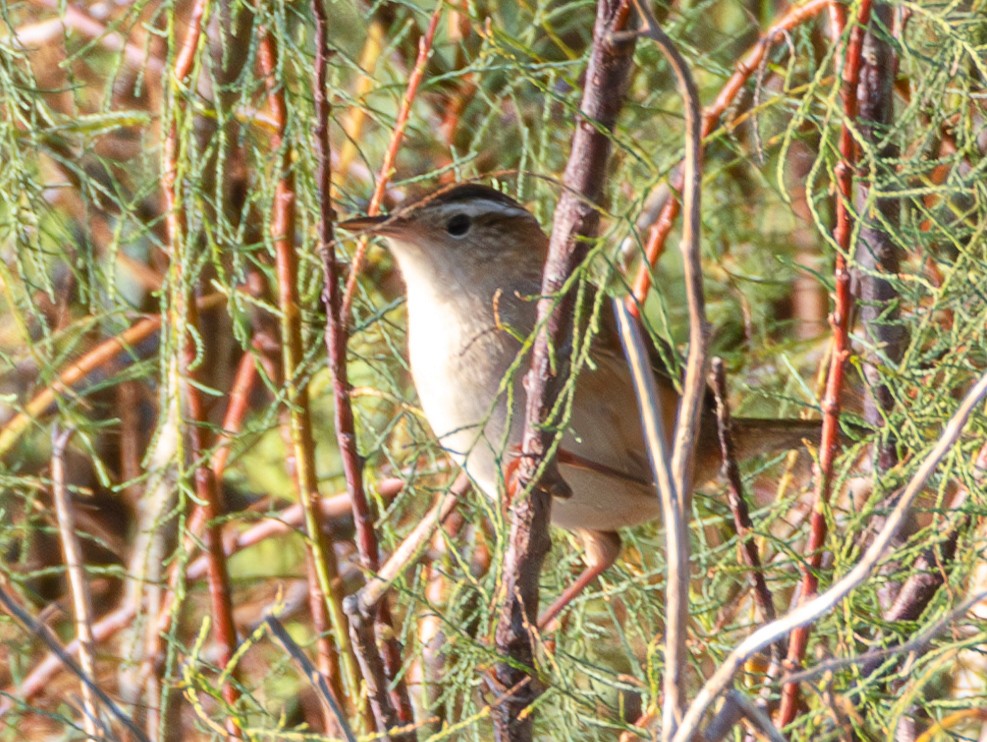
539 529 621 631
501 446 524 513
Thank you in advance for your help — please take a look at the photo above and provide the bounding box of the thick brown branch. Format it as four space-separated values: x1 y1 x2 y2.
854 4 903 470
493 2 636 739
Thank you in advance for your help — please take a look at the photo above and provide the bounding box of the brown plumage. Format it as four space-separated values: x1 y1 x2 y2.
341 183 820 623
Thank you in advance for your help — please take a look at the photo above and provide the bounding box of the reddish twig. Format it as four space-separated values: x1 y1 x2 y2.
621 1 707 734
257 24 362 725
160 0 241 729
629 0 829 310
340 4 444 323
210 343 262 480
493 2 636 739
0 294 224 460
144 332 276 680
777 0 872 724
309 0 414 734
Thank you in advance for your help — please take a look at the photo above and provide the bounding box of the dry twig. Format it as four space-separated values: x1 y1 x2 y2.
259 21 362 727
619 1 707 734
49 427 99 737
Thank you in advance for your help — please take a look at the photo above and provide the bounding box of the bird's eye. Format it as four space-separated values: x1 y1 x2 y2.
446 213 471 237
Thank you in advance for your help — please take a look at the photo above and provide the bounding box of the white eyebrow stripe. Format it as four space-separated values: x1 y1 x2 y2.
432 199 533 220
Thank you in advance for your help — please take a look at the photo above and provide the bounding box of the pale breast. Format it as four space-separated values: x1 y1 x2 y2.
406 285 526 499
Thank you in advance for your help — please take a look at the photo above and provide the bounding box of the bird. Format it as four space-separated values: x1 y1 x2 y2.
340 182 820 626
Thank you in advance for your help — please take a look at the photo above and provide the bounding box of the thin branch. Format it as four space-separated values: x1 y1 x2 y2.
265 615 357 742
494 2 636 738
705 690 787 742
710 359 778 628
50 426 98 737
258 23 363 723
0 586 148 742
787 589 987 686
309 0 414 732
778 0 873 722
623 1 706 734
611 299 682 736
340 3 444 322
160 0 241 728
858 442 987 678
672 368 987 742
348 474 468 617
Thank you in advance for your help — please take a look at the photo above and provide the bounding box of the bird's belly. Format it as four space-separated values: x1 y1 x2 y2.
409 317 665 533
409 325 519 498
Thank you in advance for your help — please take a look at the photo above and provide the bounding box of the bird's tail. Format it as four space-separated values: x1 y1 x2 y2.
730 417 824 461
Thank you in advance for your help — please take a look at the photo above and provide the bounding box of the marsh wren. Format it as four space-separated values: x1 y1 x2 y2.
341 183 818 624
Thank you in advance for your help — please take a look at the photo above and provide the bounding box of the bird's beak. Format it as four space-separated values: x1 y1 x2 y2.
337 214 391 233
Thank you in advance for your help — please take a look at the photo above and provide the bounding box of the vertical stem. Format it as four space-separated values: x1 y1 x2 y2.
854 4 908 615
160 0 241 732
257 26 362 722
308 0 415 733
493 2 636 739
778 0 872 725
855 6 902 471
624 1 707 734
50 427 99 737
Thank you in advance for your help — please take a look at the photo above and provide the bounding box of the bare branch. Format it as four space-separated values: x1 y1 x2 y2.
623 1 706 734
160 0 241 727
310 0 414 731
50 427 98 737
349 474 468 617
778 0 874 721
340 4 444 322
